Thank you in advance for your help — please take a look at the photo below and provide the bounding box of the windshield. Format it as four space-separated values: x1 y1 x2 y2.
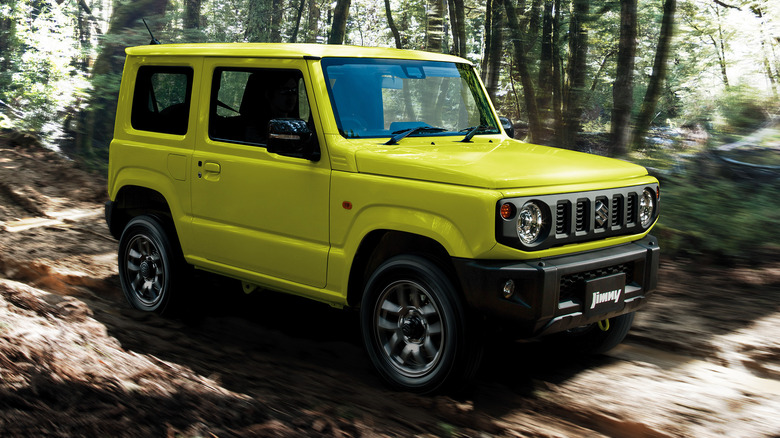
321 58 500 140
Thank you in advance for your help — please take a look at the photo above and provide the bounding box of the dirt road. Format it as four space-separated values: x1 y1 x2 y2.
1 135 779 437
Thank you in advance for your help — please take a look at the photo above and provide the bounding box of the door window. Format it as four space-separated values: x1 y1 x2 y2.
209 68 311 146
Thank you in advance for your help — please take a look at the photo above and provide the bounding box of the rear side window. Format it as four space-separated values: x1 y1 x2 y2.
131 66 193 135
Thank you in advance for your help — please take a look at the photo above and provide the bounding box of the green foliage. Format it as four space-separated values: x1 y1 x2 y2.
656 174 780 263
0 0 92 147
714 84 771 135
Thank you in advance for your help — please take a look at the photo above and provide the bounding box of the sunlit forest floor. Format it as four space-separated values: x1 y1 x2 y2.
0 130 778 436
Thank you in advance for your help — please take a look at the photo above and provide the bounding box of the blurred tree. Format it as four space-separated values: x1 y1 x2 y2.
76 0 169 157
246 1 270 42
503 0 542 143
610 0 637 157
631 0 676 150
184 0 200 30
559 0 589 149
447 0 467 57
307 0 321 43
425 0 445 52
537 0 554 136
482 0 504 104
270 0 284 42
0 2 17 89
751 3 778 98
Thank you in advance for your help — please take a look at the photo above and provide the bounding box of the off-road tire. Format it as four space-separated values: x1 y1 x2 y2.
360 255 482 394
118 215 185 315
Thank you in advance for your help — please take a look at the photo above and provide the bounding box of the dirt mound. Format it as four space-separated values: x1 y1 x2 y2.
0 279 296 437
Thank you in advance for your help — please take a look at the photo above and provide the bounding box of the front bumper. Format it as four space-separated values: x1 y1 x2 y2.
453 235 659 337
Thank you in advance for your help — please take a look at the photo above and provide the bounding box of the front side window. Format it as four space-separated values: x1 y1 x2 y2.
322 58 499 139
209 68 311 146
131 66 193 135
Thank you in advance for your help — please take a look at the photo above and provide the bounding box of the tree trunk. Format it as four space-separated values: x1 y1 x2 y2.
246 0 269 42
0 3 16 80
504 0 543 143
559 0 589 149
631 0 676 150
714 5 729 88
307 0 321 43
481 0 494 77
754 7 778 98
447 0 467 57
270 0 284 43
425 0 445 52
552 0 563 143
591 49 615 92
609 0 637 157
328 0 351 44
76 0 169 157
526 0 543 52
484 0 504 105
538 0 554 133
184 0 201 29
290 0 307 43
384 0 403 49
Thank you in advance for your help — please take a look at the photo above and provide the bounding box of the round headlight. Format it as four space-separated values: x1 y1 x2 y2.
639 188 656 228
517 202 544 245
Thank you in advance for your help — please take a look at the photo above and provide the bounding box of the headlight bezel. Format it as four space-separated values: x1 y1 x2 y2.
516 201 549 246
638 187 657 229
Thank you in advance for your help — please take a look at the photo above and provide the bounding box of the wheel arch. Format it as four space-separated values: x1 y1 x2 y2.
346 230 460 307
108 185 174 239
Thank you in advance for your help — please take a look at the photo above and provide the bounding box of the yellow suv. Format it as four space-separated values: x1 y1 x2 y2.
105 43 660 393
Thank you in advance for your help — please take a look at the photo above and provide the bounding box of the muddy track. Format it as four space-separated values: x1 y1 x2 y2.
1 137 780 437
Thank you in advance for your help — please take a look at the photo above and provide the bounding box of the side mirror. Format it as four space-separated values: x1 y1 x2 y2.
499 116 515 139
267 118 320 161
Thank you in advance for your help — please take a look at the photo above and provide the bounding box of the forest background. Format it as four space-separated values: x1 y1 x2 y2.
1 0 779 260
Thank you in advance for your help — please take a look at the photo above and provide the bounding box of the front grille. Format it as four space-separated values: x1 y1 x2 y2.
559 263 634 302
497 183 659 251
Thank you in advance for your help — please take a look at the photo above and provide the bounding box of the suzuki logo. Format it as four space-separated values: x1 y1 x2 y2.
595 200 609 228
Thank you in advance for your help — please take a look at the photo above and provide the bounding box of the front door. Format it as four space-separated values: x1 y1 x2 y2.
190 57 329 288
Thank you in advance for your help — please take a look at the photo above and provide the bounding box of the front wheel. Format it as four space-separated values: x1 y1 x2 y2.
360 255 481 394
118 215 184 315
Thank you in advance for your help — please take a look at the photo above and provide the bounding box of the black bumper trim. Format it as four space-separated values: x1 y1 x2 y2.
453 235 660 337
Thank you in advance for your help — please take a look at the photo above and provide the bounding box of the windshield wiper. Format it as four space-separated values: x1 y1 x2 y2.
460 125 494 142
385 126 447 145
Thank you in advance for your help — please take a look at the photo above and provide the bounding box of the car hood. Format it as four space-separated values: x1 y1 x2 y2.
354 138 648 189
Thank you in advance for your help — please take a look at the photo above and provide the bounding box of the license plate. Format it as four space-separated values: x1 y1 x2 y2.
584 273 626 316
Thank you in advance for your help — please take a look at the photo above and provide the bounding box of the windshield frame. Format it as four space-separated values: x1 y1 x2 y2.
321 57 501 140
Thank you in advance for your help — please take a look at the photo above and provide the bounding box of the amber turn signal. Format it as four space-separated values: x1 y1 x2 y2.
500 203 515 219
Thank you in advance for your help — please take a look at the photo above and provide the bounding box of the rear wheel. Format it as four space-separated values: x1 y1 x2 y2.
360 255 481 393
118 215 184 315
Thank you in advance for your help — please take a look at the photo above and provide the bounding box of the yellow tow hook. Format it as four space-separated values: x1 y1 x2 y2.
597 319 610 331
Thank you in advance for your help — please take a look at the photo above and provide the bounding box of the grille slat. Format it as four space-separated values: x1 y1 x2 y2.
575 200 587 232
611 194 623 228
627 193 636 224
556 201 569 235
